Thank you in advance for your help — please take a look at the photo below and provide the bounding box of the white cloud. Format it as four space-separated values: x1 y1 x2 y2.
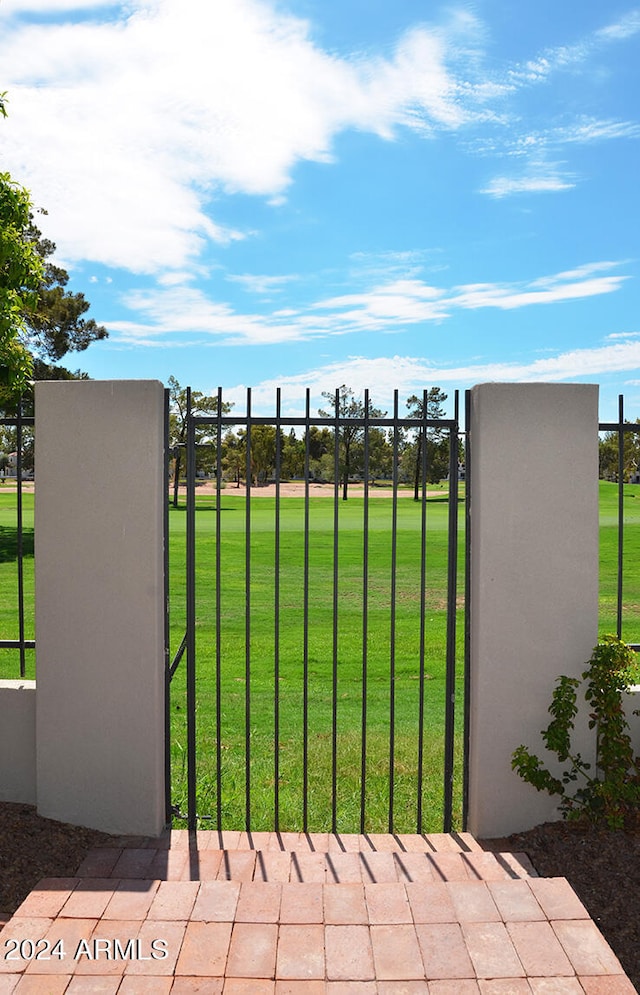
226 274 298 295
316 279 450 329
473 116 640 165
222 340 640 411
561 117 640 143
157 271 199 287
531 261 625 287
0 0 482 275
596 10 640 41
480 168 576 198
210 339 640 416
111 285 310 345
472 16 640 191
2 1 635 276
455 278 621 309
104 261 629 348
429 340 640 384
0 0 116 11
507 9 640 86
318 265 627 327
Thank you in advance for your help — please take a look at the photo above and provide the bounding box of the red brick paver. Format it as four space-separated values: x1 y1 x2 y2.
323 884 368 925
0 830 634 990
225 921 278 978
147 881 199 921
446 880 501 922
14 881 78 919
552 919 626 976
235 882 282 923
406 880 457 923
276 924 325 979
190 880 239 922
461 921 525 979
487 878 546 922
102 880 159 920
174 921 231 977
370 923 425 980
364 883 412 924
415 921 475 979
325 924 375 981
578 976 638 994
279 883 323 924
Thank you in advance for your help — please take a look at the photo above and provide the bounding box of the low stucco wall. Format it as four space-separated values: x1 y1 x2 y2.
625 687 640 757
0 681 36 805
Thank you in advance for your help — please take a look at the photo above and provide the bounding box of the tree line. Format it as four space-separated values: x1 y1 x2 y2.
168 379 460 504
599 421 640 481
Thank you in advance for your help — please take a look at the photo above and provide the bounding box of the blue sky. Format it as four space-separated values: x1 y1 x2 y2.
1 0 639 420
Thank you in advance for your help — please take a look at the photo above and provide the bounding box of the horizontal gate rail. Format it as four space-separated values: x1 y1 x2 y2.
169 387 466 834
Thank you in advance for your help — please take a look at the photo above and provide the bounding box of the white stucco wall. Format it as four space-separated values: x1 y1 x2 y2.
0 681 36 804
467 383 600 839
624 687 640 758
34 380 166 836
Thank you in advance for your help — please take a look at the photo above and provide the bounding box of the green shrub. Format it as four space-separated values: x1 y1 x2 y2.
512 635 640 828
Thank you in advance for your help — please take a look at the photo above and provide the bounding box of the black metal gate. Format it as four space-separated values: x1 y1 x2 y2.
167 387 469 834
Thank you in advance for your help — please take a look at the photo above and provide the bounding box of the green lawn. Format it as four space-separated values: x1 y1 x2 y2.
1 480 640 833
167 491 464 833
0 488 35 680
598 481 640 642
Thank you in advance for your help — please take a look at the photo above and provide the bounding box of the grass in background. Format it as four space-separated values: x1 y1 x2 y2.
2 480 639 831
0 490 35 679
167 493 465 833
599 480 640 642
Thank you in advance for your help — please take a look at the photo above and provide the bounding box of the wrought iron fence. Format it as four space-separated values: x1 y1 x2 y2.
0 399 35 677
599 394 640 651
168 387 468 835
8 383 637 829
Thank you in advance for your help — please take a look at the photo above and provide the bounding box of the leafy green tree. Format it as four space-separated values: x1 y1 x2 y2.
280 428 305 479
221 431 245 487
311 451 334 484
0 422 34 475
599 434 618 481
307 425 332 461
168 377 232 506
406 388 448 497
0 172 43 402
24 214 108 365
219 426 279 486
248 424 277 484
307 425 332 480
599 423 640 481
368 427 394 483
1 94 105 400
318 385 386 500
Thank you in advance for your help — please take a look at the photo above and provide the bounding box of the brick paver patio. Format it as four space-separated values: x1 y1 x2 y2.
0 831 634 992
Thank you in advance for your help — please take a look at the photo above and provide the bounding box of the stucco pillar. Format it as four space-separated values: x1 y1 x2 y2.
35 380 166 836
467 383 599 838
